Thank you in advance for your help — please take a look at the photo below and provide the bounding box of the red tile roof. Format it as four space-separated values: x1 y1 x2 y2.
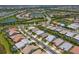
70 46 79 54
10 34 25 43
8 27 17 31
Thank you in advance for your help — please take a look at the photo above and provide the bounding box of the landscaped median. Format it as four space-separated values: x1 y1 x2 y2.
36 25 79 46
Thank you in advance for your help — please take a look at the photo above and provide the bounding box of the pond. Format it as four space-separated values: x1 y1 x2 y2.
0 18 16 24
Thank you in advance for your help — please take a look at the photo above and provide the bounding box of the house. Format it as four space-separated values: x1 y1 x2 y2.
74 34 79 42
28 27 35 30
74 19 79 23
47 25 53 29
60 23 65 26
42 51 47 54
35 30 44 35
15 38 29 49
59 29 70 34
50 24 54 26
45 35 56 42
67 23 79 30
47 25 57 30
31 49 42 54
31 28 39 32
66 31 77 37
32 49 47 54
10 34 25 43
55 27 63 32
40 22 47 26
50 26 57 30
21 38 30 44
8 27 17 32
40 33 48 38
21 45 39 54
70 46 79 54
52 38 64 46
8 30 20 36
7 27 20 36
59 42 73 51
16 12 31 20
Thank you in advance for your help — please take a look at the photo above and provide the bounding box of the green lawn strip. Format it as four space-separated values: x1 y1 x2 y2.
36 25 79 46
53 19 72 25
26 18 47 23
0 32 12 53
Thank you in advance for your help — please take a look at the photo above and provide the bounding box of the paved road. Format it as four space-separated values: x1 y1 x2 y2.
43 13 52 25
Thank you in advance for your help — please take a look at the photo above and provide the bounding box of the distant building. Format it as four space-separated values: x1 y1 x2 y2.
30 13 44 19
40 33 48 38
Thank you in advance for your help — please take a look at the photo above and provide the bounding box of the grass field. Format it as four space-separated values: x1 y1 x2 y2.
0 43 6 54
0 26 20 54
0 32 12 53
